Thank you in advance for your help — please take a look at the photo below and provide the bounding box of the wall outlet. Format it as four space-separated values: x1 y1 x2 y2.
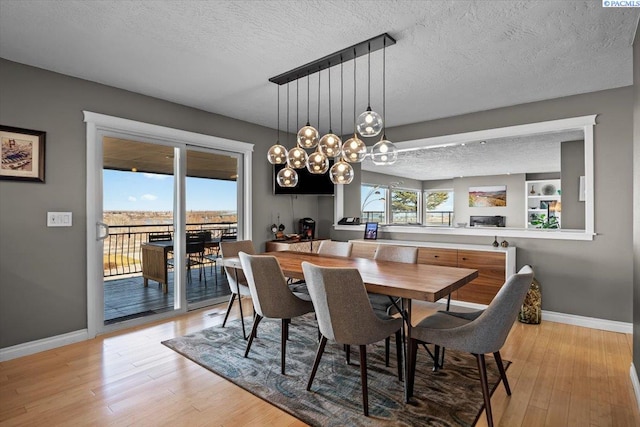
47 212 72 227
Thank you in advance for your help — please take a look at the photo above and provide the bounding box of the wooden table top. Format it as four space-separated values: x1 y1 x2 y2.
223 251 478 303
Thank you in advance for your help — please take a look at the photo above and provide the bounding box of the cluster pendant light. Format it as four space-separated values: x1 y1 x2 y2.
267 33 396 187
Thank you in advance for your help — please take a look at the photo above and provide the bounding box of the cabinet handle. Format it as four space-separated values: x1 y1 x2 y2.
434 255 439 258
462 257 467 261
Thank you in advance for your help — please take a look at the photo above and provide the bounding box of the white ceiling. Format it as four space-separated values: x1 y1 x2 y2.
0 1 638 179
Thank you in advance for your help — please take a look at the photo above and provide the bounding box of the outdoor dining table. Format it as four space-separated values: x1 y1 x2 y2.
222 250 479 402
141 237 221 293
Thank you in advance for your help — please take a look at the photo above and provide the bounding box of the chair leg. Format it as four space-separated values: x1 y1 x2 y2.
221 293 237 327
494 351 511 395
238 294 246 340
345 344 351 364
359 345 369 417
281 319 289 375
307 336 327 391
244 314 262 358
433 345 441 371
475 353 494 427
407 339 419 398
395 330 403 381
385 337 390 367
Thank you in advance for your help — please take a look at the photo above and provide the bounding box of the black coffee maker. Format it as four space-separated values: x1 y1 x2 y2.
298 218 316 239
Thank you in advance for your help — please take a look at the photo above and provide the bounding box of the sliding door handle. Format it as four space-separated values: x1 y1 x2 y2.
97 221 109 241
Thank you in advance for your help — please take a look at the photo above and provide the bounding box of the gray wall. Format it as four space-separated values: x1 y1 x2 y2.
452 174 525 228
0 59 322 348
633 21 640 386
333 86 634 323
560 140 586 229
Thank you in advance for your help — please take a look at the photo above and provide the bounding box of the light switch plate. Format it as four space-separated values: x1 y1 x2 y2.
47 212 72 227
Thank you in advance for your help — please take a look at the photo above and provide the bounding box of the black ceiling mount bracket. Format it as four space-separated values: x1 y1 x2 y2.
268 33 396 85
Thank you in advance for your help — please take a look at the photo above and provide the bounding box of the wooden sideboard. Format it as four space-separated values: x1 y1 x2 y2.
265 239 327 253
349 239 516 305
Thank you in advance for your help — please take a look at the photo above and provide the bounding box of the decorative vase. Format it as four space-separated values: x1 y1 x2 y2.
500 240 509 247
530 185 535 195
519 277 541 324
492 236 499 247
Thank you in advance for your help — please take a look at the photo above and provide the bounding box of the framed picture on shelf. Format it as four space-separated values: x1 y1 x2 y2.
364 222 379 240
0 125 46 182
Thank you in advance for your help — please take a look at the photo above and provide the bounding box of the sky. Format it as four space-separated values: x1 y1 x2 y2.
103 170 237 211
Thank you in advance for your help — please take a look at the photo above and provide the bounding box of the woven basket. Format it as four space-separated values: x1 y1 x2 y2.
518 278 541 324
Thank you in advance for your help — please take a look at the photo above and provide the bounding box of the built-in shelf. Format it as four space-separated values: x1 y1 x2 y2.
526 179 561 229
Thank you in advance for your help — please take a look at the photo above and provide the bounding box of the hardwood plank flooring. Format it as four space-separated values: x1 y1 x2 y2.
0 300 638 426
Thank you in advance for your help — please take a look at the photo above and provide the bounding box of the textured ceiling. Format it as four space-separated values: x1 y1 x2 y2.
362 129 585 180
0 1 637 179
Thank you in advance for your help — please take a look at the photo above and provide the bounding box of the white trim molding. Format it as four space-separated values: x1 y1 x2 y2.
631 364 640 412
0 329 88 362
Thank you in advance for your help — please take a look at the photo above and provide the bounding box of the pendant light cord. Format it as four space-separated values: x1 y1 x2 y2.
317 68 321 130
328 62 332 131
353 48 357 127
277 85 280 143
286 82 290 144
306 73 310 125
296 79 299 131
382 38 386 135
367 42 371 108
340 57 343 137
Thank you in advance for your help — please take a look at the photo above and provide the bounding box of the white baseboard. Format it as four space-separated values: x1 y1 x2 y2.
441 299 633 333
631 364 640 412
0 329 89 362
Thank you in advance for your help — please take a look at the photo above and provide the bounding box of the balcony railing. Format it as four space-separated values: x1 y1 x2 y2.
103 222 237 278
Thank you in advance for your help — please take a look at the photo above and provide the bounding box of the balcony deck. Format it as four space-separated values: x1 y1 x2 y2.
104 264 230 324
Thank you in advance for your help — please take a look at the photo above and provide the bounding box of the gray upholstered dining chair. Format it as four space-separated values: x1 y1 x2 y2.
317 240 353 257
301 262 403 417
220 240 255 339
368 244 418 366
407 265 535 427
239 252 314 375
288 240 353 300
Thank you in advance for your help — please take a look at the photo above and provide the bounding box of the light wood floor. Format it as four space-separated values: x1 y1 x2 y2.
0 299 638 426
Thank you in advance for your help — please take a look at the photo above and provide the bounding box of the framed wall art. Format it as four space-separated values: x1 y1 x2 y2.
0 125 46 182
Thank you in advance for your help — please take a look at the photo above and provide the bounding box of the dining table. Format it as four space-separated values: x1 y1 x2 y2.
222 250 479 402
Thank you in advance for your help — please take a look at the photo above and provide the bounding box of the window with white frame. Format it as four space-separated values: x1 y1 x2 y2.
424 189 454 226
390 189 419 224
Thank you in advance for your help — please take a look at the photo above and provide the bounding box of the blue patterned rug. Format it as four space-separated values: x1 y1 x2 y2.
162 313 506 426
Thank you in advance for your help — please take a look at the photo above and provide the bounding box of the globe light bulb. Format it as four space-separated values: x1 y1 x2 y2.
318 132 342 158
356 108 383 137
277 166 298 187
342 134 367 163
329 159 354 184
307 150 329 174
267 143 288 165
297 124 319 149
286 146 309 169
371 137 398 165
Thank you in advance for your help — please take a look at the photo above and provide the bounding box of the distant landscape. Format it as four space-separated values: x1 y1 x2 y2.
104 210 237 226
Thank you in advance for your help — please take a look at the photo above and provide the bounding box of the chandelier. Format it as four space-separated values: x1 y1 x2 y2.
267 33 397 187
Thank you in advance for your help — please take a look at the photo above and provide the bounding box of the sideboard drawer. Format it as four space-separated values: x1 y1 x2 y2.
417 248 458 267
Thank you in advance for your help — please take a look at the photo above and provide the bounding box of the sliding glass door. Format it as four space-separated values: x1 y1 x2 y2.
85 111 253 336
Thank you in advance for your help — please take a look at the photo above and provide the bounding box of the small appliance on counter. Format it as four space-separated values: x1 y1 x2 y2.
298 217 316 239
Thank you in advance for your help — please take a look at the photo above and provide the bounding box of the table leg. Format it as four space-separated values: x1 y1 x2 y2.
401 297 412 403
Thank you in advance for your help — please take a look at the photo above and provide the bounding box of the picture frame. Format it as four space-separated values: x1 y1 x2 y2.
364 222 379 240
0 125 46 182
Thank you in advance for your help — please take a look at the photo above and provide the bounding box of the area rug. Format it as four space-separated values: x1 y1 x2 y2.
162 313 507 426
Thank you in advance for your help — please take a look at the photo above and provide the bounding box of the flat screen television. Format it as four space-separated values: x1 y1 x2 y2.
273 162 335 195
